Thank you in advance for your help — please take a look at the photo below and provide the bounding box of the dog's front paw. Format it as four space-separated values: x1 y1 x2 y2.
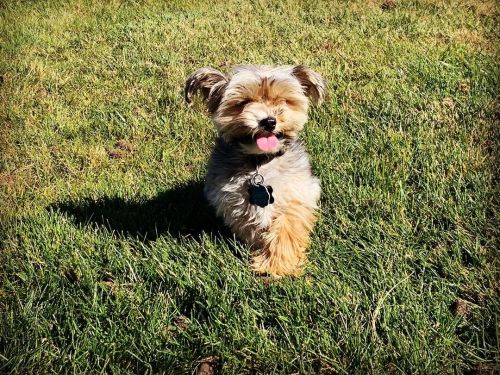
251 201 316 277
251 251 304 277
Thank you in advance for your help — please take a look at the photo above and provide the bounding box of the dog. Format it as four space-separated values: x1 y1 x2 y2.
184 64 325 276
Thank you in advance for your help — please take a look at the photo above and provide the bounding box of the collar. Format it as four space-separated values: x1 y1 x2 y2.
216 137 287 167
251 149 284 168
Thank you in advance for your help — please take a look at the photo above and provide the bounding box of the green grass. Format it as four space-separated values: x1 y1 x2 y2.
0 0 498 373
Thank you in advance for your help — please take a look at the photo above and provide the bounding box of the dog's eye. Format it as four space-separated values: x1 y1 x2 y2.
237 99 251 107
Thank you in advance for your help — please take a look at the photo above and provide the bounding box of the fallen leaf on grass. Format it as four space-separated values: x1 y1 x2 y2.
196 356 219 375
450 298 470 317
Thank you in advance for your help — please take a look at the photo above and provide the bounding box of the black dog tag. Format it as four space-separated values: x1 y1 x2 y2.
249 184 274 208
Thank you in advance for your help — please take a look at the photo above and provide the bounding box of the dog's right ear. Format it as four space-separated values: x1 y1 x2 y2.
291 65 326 105
184 68 228 113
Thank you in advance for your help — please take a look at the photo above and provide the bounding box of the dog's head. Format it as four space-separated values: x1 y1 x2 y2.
185 65 325 154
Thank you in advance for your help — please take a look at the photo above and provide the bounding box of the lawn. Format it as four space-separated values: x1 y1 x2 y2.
0 0 498 373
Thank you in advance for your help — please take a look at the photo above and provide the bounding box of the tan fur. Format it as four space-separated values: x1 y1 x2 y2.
214 73 309 145
185 64 325 277
252 201 317 276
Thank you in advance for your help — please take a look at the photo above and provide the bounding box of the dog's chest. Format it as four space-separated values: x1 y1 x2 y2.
204 142 319 234
218 168 278 229
225 157 289 204
208 158 299 221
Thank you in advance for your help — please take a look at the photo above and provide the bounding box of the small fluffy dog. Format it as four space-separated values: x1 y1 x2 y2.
185 65 325 276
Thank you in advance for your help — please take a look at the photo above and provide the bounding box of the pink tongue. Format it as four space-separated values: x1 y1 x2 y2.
256 134 279 152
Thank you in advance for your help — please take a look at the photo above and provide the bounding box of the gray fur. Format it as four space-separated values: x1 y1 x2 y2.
204 139 320 244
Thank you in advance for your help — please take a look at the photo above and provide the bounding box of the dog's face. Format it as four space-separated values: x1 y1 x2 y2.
185 65 325 154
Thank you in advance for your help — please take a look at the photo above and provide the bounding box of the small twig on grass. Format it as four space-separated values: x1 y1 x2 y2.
371 272 414 340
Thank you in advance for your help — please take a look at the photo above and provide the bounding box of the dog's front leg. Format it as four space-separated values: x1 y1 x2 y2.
251 200 317 276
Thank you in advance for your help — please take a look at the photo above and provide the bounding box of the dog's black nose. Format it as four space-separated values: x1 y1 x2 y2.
259 117 277 131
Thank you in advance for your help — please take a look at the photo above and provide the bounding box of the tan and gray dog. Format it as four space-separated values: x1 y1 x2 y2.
185 65 325 276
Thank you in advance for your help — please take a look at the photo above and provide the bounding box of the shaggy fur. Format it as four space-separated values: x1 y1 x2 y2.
185 64 325 276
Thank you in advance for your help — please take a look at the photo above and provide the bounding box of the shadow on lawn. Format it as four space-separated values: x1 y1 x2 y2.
52 180 230 241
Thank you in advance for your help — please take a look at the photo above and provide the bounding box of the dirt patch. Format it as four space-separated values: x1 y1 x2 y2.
457 80 470 95
436 32 451 45
184 162 194 172
64 267 79 284
174 315 189 331
466 1 497 17
464 363 496 375
101 272 115 288
161 315 190 339
381 0 396 11
196 356 219 375
115 139 134 152
442 97 455 110
450 298 470 317
35 87 48 99
107 139 134 159
320 42 336 52
453 29 494 52
0 173 15 186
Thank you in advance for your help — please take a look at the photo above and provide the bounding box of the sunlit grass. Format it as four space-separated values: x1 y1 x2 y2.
0 1 498 373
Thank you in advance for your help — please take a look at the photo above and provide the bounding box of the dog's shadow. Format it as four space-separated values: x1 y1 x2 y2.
52 180 230 241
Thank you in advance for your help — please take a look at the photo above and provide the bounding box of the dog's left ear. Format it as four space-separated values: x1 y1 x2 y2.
185 67 228 112
291 65 326 105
